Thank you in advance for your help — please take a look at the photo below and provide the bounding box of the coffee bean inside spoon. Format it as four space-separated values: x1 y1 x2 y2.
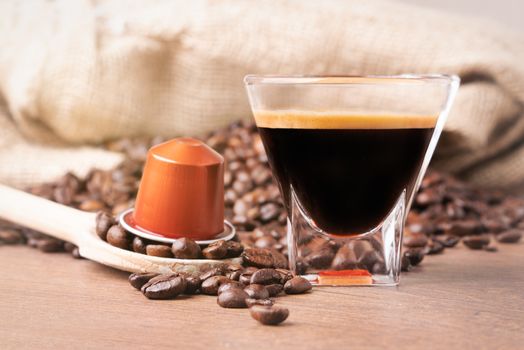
0 138 241 274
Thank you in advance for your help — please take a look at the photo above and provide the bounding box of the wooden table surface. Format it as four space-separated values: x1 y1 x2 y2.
1 243 523 350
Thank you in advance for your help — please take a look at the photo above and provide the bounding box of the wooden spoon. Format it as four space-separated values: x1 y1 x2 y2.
0 184 242 274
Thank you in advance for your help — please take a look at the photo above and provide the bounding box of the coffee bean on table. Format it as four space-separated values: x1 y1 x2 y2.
72 247 83 259
255 236 277 249
403 234 429 248
228 270 242 281
199 266 227 281
64 242 76 253
462 235 490 250
250 305 289 325
217 281 243 295
250 268 282 285
496 230 522 244
106 225 131 250
404 248 425 266
146 245 174 258
184 276 202 294
266 284 283 297
275 269 293 284
445 220 482 237
242 248 275 268
201 276 232 295
244 284 270 299
129 272 159 290
401 254 412 272
217 289 249 308
0 229 24 244
284 276 312 294
433 235 460 248
36 239 64 253
202 240 228 259
246 298 274 308
483 244 498 252
132 236 147 254
225 240 244 258
141 274 187 299
425 240 445 255
171 237 202 259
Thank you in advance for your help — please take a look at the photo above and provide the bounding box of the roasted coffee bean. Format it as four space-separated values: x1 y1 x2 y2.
242 248 276 268
254 236 277 249
199 266 227 281
132 236 147 254
171 238 202 259
496 230 522 244
202 240 228 259
106 225 131 250
463 235 490 250
403 234 429 248
250 305 289 326
225 240 244 258
275 269 293 284
217 289 249 308
331 244 358 270
404 248 425 266
217 281 243 295
227 270 242 281
433 235 460 248
146 245 173 258
36 239 64 253
63 242 76 253
401 255 412 272
184 276 202 294
129 273 159 290
0 229 24 244
239 270 256 285
270 249 289 269
259 203 280 222
72 247 83 259
250 268 282 285
307 248 335 269
53 185 74 205
79 199 105 212
445 220 482 237
358 250 381 270
284 276 312 294
483 244 498 252
425 240 445 255
244 284 270 299
201 276 232 295
95 211 115 240
265 284 283 297
372 261 387 274
246 298 274 308
142 274 187 299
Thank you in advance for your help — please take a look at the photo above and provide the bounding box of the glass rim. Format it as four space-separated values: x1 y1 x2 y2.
244 74 460 86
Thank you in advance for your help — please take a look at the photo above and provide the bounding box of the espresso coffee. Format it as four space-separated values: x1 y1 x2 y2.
255 111 435 234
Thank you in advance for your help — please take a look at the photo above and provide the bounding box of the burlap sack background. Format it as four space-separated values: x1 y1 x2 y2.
1 0 523 192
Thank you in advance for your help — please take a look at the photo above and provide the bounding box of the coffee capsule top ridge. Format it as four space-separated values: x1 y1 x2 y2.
151 137 223 166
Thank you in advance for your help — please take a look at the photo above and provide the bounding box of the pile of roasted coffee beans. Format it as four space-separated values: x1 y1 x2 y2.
127 264 311 325
1 119 523 324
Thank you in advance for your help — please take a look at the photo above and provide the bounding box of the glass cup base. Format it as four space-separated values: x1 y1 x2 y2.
287 191 405 287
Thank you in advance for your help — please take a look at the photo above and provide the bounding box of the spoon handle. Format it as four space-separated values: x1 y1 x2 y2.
0 184 95 244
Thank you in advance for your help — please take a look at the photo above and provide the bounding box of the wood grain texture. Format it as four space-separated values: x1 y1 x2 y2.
1 243 523 350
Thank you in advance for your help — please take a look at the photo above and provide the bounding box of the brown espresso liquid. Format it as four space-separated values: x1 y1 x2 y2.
255 111 436 234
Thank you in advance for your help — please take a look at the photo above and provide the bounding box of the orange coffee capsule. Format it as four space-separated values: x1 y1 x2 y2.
133 138 224 240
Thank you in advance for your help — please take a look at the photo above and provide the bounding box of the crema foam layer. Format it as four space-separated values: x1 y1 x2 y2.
254 110 437 129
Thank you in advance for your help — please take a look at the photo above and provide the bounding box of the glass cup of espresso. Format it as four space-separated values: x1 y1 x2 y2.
244 75 460 286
